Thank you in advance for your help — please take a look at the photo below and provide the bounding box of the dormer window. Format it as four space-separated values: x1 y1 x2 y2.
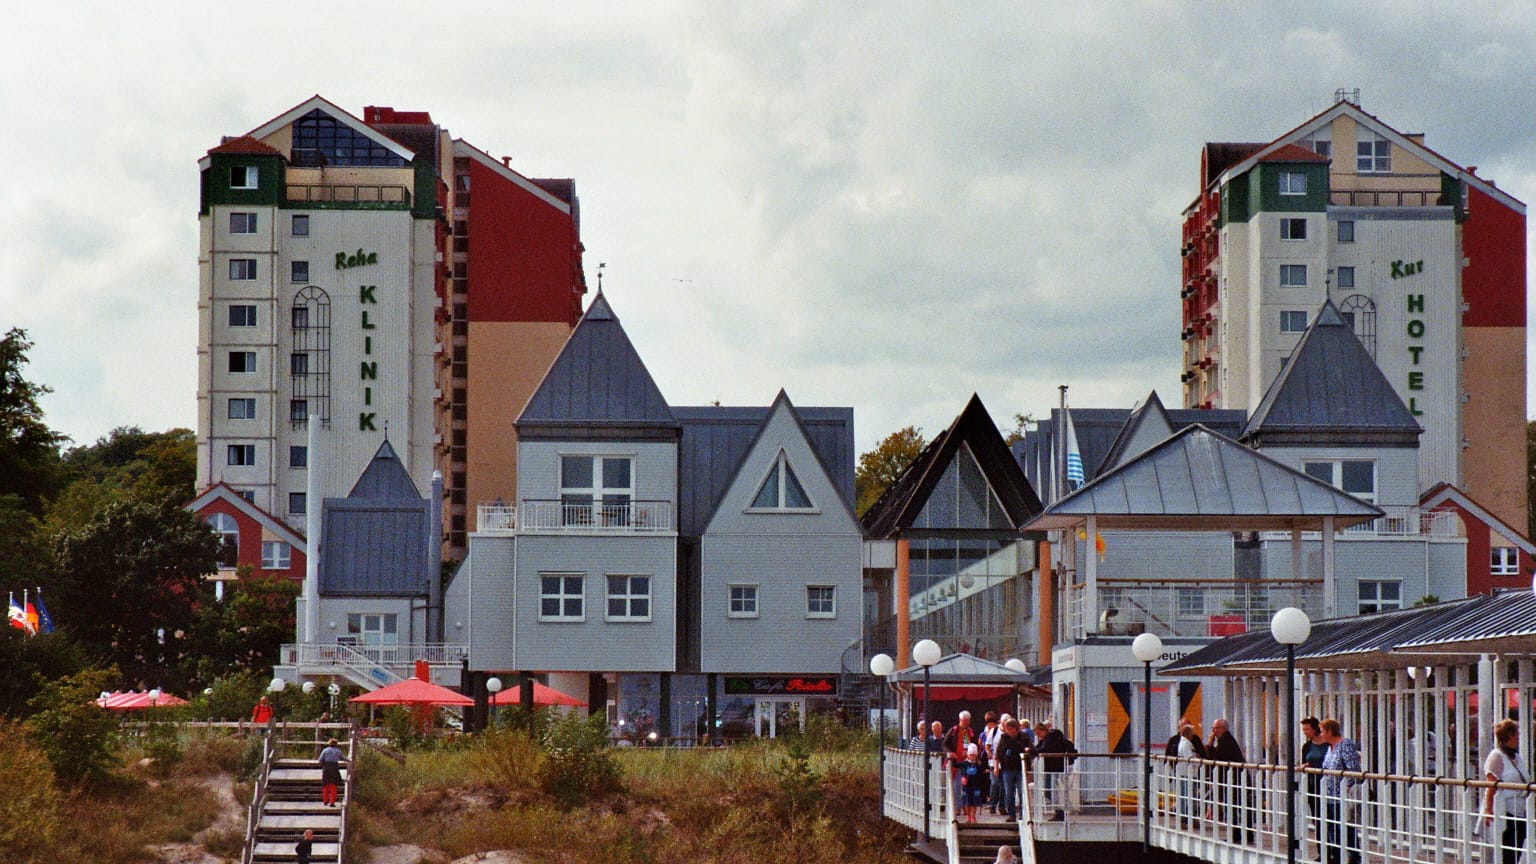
1357 131 1391 174
749 451 815 511
230 165 259 189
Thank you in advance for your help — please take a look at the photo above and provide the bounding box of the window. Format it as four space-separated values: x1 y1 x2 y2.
1279 171 1307 195
228 351 256 373
1358 580 1402 615
228 304 257 327
1280 218 1307 240
207 512 239 567
1337 220 1355 243
1357 132 1391 173
1303 459 1376 503
227 397 256 419
1309 140 1331 158
291 260 309 283
749 451 814 510
728 584 759 618
229 258 257 280
290 353 309 375
1336 266 1355 289
288 492 306 515
227 444 255 466
230 165 259 189
1280 310 1308 333
806 585 836 618
540 574 585 621
291 214 310 237
606 575 651 621
290 400 308 424
1177 588 1205 618
559 455 633 525
236 489 255 503
1279 264 1307 288
292 306 310 329
1492 548 1520 576
230 212 257 234
262 541 291 570
289 446 308 468
345 613 398 647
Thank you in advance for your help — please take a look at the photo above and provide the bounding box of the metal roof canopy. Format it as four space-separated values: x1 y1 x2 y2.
892 653 1033 685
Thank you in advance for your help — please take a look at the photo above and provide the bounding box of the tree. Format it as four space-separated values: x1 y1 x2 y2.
48 498 220 691
25 667 120 784
1003 412 1035 445
47 427 197 530
0 328 65 516
855 426 927 516
182 571 297 688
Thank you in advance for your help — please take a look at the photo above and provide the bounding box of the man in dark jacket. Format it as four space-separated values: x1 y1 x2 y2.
1208 718 1252 842
993 718 1029 821
1036 722 1077 821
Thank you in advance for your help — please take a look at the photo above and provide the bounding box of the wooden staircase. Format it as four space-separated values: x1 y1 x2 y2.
950 820 1023 864
243 729 353 864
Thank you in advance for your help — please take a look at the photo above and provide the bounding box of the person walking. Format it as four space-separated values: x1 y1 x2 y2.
959 743 987 823
318 738 348 807
295 828 314 864
992 845 1020 864
1301 717 1330 854
981 711 1003 814
994 717 1028 822
1208 718 1251 843
944 711 977 807
1037 721 1077 821
251 695 274 726
1482 718 1529 864
1320 718 1361 864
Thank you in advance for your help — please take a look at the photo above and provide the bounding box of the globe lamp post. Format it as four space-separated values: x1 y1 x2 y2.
486 677 504 730
1272 607 1312 864
913 639 942 842
871 653 895 818
1132 631 1165 853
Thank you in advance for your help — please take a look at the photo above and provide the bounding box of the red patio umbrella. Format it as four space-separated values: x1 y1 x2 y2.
488 680 587 707
349 676 475 707
98 690 189 710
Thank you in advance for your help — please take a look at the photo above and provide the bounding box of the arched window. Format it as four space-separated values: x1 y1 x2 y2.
1339 294 1377 358
207 512 239 568
292 287 331 427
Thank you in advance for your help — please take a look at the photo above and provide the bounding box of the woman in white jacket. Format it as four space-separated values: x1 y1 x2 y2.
1482 719 1528 864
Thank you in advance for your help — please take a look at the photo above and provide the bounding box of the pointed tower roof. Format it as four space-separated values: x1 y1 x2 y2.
861 394 1044 540
347 439 423 498
1242 300 1422 447
322 438 431 597
1096 391 1176 474
517 293 678 439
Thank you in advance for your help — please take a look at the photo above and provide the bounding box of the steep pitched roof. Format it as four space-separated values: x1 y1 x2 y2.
245 95 416 163
861 394 1044 539
452 139 572 214
207 136 283 157
348 439 423 498
674 396 855 537
517 293 677 437
1258 143 1331 163
1024 424 1383 532
185 482 306 550
322 439 432 597
1421 483 1536 556
1096 391 1176 475
1018 404 1245 498
1242 300 1422 446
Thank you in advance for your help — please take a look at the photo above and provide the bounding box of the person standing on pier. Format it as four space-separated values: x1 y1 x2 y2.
1320 718 1361 864
994 717 1028 822
1037 721 1076 821
1208 718 1251 843
1482 719 1528 864
1301 718 1329 854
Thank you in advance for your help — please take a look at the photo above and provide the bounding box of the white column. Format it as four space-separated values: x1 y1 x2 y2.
1084 515 1099 635
1321 517 1336 619
303 418 322 645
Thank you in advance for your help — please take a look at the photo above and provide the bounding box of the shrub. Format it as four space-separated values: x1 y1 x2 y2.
25 667 121 784
0 720 62 857
538 711 623 808
773 734 823 814
139 721 183 774
472 727 544 793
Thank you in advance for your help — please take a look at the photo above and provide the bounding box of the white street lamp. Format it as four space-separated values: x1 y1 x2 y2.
1004 658 1027 673
268 677 287 693
1272 607 1311 864
913 639 942 842
871 652 895 817
302 681 316 694
1132 632 1164 852
486 677 504 729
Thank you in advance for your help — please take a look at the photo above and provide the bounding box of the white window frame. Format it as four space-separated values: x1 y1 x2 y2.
1358 580 1402 615
1492 547 1520 576
806 585 836 619
207 512 239 566
229 258 257 280
226 444 255 467
747 451 817 512
228 351 256 374
230 165 259 189
728 583 759 619
605 574 652 622
1280 218 1307 241
1176 587 1205 618
228 304 257 328
227 397 256 420
1279 171 1307 196
1302 459 1376 503
559 454 634 525
1357 133 1392 174
345 612 398 648
1279 310 1308 333
262 540 291 570
539 573 586 622
1279 264 1307 288
229 212 258 234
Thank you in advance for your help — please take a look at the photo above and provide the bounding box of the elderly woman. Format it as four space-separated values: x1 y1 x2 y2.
1482 719 1529 864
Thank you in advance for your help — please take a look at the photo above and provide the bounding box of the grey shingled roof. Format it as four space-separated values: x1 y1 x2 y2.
1023 424 1383 531
321 440 430 596
517 293 677 435
673 398 855 538
1243 300 1422 445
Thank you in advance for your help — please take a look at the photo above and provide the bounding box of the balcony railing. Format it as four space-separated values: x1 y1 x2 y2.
477 503 516 534
1330 189 1447 208
516 500 673 534
279 642 467 689
1258 506 1460 539
285 184 411 206
1067 578 1325 641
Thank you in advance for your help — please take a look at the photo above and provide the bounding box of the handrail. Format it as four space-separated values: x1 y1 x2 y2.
337 724 356 864
239 729 276 864
945 758 960 864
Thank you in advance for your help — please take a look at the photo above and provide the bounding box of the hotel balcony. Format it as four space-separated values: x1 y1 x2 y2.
285 183 411 206
475 500 674 536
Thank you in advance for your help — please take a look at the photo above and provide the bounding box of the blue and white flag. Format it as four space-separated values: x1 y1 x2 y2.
1064 408 1085 490
33 587 54 634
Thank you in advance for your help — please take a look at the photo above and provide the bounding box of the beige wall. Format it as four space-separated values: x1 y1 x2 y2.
464 321 573 529
1462 326 1528 529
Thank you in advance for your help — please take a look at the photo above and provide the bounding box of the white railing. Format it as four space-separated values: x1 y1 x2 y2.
1066 580 1325 641
476 503 516 534
281 642 468 688
1340 506 1461 538
1028 753 1143 842
516 500 673 533
883 746 951 844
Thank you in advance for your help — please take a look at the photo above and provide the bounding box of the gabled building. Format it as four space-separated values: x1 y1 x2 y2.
187 483 307 594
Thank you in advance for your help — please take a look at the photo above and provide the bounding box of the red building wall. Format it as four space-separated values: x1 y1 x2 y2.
466 160 583 325
1430 499 1534 596
196 498 307 584
1461 185 1526 328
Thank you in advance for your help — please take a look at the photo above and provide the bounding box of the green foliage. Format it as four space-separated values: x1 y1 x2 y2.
773 734 824 814
139 722 183 774
185 669 267 721
537 710 623 808
49 498 220 690
0 719 62 858
0 626 88 717
1414 594 1441 607
0 328 65 517
471 727 544 792
183 576 298 688
25 667 121 784
58 427 197 509
855 425 926 516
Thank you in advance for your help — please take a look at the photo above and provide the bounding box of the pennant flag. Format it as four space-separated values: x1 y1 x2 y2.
1077 529 1108 561
1064 407 1085 490
33 589 54 634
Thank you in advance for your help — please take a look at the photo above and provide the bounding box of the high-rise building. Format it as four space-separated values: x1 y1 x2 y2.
1180 92 1526 528
195 96 585 556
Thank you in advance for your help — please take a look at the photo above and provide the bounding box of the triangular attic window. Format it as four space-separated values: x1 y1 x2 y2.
750 452 814 510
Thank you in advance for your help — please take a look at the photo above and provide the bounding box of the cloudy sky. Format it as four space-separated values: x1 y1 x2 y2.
5 2 1535 455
